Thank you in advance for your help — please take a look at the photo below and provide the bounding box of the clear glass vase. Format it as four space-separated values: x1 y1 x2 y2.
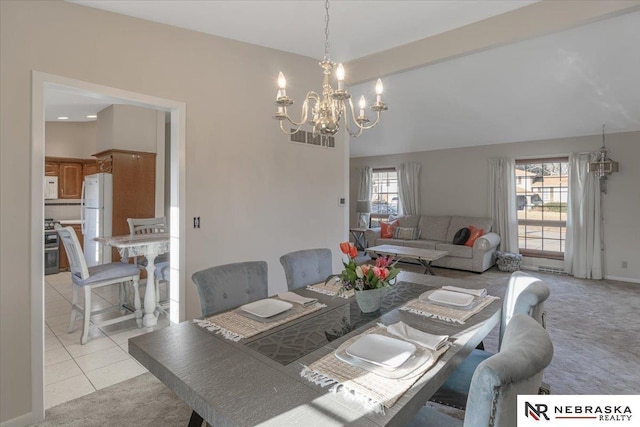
354 287 387 313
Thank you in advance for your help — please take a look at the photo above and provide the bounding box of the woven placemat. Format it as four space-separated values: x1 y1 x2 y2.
307 281 355 299
400 295 499 324
300 325 449 414
194 301 326 342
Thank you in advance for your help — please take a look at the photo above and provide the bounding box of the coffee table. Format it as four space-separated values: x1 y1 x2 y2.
366 244 448 275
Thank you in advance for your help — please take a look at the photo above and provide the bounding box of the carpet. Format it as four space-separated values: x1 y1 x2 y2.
33 265 640 425
31 373 191 426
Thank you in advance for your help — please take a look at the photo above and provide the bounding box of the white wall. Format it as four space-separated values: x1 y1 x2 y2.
0 0 348 423
96 104 162 153
350 131 640 282
44 121 97 158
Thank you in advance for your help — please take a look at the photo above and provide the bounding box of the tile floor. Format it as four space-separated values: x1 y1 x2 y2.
44 271 170 409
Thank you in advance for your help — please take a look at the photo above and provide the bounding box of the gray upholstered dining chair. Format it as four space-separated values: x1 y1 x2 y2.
499 270 548 347
191 261 268 317
408 314 554 427
279 248 332 290
127 216 170 310
431 271 551 409
56 225 142 344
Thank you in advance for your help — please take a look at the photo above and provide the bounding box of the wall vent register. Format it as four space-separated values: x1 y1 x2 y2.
290 129 335 148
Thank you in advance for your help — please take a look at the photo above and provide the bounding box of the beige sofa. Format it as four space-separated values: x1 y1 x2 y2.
363 215 501 273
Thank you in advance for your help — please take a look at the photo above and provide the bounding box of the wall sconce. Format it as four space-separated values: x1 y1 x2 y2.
588 125 618 193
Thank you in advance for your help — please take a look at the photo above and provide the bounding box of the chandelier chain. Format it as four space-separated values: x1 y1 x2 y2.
324 0 330 61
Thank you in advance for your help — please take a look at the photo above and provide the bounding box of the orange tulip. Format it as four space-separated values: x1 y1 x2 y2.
339 242 350 255
349 245 358 259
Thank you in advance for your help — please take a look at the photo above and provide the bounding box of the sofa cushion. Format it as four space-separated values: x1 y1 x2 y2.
465 225 484 247
435 243 473 258
453 227 470 245
418 216 451 242
408 240 439 250
394 227 420 240
375 238 406 246
398 215 421 229
446 216 493 242
380 220 399 238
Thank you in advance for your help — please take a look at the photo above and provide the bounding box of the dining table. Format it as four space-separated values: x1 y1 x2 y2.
129 271 501 426
96 232 170 327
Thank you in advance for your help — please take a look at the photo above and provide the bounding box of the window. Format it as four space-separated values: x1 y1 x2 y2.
515 158 568 259
370 168 399 227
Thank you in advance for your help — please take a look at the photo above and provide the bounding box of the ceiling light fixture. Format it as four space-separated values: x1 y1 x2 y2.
588 124 619 193
57 116 69 120
273 0 387 138
86 115 97 119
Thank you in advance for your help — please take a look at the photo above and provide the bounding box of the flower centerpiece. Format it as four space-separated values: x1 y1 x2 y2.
332 242 400 312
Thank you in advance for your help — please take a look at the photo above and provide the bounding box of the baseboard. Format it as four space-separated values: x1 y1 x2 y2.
604 274 640 284
522 265 640 284
0 412 34 427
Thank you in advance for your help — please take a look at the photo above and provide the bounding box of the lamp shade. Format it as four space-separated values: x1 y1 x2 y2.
356 200 372 214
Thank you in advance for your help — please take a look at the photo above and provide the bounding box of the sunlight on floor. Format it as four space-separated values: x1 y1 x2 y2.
44 272 170 409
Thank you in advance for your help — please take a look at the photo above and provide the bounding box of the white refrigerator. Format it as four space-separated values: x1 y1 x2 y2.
81 173 113 266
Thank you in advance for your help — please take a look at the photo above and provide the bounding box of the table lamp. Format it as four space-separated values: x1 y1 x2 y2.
356 200 372 228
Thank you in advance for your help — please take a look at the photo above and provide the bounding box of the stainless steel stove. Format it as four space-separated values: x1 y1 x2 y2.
44 218 60 275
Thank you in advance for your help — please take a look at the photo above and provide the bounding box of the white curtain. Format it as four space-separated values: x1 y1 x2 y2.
565 153 602 279
488 158 519 253
358 166 372 201
397 163 421 215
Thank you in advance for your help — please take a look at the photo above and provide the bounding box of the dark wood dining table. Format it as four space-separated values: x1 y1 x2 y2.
129 271 501 426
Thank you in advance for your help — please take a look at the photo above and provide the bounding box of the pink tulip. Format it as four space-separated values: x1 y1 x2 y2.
376 256 390 268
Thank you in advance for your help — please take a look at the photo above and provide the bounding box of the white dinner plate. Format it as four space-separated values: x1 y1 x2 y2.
240 299 293 318
426 290 474 307
345 334 416 368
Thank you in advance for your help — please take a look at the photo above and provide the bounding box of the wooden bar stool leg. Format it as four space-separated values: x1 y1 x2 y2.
68 285 79 333
81 287 91 345
132 279 142 328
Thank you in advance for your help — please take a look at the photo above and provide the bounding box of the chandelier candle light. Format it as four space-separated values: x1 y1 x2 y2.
273 0 388 138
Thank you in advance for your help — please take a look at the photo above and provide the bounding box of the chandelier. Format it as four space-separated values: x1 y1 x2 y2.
273 0 387 138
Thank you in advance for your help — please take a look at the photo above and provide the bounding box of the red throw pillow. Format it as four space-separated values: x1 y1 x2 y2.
465 225 484 247
380 220 399 238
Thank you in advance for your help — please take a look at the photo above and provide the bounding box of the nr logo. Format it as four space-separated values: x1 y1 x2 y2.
525 402 550 421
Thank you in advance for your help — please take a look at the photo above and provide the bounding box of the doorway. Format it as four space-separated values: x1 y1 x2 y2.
31 71 186 421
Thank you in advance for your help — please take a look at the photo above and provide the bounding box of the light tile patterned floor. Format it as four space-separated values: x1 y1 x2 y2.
44 272 170 409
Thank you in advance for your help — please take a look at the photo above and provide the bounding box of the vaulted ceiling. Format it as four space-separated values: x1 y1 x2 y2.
57 1 640 156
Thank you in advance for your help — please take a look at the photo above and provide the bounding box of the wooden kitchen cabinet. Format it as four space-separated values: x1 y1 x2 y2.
45 161 59 176
82 160 99 177
45 157 90 199
93 149 156 261
59 162 84 199
59 224 83 272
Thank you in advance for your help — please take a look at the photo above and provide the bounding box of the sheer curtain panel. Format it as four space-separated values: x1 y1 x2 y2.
488 158 519 253
565 153 602 279
359 166 372 201
397 163 421 215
